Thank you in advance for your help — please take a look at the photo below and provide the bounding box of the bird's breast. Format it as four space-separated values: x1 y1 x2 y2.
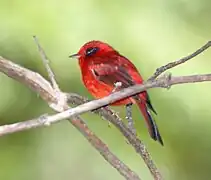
81 66 132 105
81 67 112 99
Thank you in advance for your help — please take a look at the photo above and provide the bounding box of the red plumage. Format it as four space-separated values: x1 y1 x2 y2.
70 40 163 145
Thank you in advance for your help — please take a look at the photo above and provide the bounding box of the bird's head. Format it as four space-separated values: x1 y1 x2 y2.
69 40 117 66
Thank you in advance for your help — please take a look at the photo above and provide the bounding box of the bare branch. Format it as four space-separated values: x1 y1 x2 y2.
33 36 60 92
149 41 211 80
33 36 67 112
58 74 211 120
0 56 57 104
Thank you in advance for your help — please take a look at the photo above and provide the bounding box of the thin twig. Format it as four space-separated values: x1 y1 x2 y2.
58 75 211 120
33 36 60 92
33 36 67 112
149 41 211 81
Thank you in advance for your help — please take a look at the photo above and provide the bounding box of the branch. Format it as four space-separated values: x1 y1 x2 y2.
0 57 56 104
33 36 60 91
149 41 211 80
62 74 211 117
0 74 208 135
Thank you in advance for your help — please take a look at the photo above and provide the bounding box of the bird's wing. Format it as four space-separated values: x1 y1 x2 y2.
91 63 135 88
91 63 157 114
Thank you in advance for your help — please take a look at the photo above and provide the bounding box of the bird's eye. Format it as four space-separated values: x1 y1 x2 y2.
85 47 99 57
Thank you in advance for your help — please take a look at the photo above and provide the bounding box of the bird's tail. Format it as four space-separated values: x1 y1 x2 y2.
136 101 164 145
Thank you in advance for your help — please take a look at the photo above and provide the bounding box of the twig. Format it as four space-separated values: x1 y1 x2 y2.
54 75 211 120
149 41 211 81
32 38 141 180
33 36 67 112
33 36 60 91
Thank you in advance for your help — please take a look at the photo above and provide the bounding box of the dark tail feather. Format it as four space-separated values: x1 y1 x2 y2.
137 102 164 146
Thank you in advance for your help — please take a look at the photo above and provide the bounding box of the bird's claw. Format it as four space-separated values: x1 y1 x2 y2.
112 81 122 92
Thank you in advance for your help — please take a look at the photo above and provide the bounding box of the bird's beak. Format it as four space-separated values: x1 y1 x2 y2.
69 53 81 59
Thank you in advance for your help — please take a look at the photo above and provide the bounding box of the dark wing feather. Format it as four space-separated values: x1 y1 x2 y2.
92 64 135 88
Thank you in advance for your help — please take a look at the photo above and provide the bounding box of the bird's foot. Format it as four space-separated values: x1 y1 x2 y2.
112 81 122 93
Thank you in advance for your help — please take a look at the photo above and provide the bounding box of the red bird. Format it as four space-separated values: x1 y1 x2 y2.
70 40 163 145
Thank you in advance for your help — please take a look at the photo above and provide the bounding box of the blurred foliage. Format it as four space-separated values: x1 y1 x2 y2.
0 0 211 179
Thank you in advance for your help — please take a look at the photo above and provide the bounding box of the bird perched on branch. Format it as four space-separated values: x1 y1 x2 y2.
69 40 163 145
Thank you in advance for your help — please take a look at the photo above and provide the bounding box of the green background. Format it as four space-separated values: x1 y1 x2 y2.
0 0 211 179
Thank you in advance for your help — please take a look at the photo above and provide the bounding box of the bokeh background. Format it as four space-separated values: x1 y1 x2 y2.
0 0 211 179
